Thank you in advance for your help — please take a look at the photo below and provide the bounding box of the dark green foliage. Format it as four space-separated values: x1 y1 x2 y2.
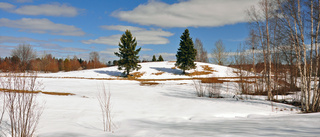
152 55 157 62
113 60 118 66
175 29 197 74
78 58 84 64
114 30 141 76
158 55 164 61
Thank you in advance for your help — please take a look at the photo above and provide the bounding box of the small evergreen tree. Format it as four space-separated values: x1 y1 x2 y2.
175 29 197 74
114 30 141 76
152 55 157 62
158 55 164 61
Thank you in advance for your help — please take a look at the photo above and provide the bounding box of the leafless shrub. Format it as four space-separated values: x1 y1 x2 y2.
0 72 43 137
207 83 222 98
193 79 205 97
0 92 5 126
97 84 114 132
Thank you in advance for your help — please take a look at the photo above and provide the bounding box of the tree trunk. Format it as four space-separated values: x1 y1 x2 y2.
265 0 273 100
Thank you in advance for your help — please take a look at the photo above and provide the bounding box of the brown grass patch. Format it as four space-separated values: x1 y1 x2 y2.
140 81 160 86
187 71 212 76
233 80 256 84
201 65 216 72
0 88 75 96
186 65 216 76
171 66 177 69
128 72 146 79
41 91 75 96
199 77 226 83
152 71 165 76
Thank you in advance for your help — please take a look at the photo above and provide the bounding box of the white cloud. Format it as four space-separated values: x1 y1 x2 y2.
15 0 33 3
100 25 144 32
0 18 85 36
51 39 74 42
0 2 78 17
0 36 45 43
14 3 78 17
82 25 173 45
39 43 88 52
82 35 121 45
0 45 15 57
112 0 258 27
0 2 15 10
100 48 119 55
61 47 88 52
38 43 61 49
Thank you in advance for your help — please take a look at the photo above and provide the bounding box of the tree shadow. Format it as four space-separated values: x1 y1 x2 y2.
94 70 123 77
150 67 183 75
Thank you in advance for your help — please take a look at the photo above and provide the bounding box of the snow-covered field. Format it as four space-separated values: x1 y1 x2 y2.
1 61 320 137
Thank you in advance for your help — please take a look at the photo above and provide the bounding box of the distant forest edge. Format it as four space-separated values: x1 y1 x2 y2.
0 44 166 73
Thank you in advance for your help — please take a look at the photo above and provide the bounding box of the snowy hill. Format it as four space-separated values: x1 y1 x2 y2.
1 61 320 137
38 61 241 79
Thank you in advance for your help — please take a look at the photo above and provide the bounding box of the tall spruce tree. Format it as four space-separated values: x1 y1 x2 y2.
114 30 141 76
175 29 197 74
158 55 164 61
152 55 157 62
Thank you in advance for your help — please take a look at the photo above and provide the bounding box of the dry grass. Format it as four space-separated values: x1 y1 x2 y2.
0 88 75 96
201 65 216 72
199 77 226 83
187 71 212 76
186 65 216 76
152 71 165 76
171 66 177 69
128 72 146 80
42 91 75 96
140 81 160 86
233 80 256 84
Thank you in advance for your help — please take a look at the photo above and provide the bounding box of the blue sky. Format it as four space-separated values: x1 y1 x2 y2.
0 0 258 62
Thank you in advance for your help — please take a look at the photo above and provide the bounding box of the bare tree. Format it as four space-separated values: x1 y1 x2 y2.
0 92 4 126
311 0 320 112
263 0 273 101
97 84 114 132
195 38 208 62
232 43 253 94
247 0 279 100
211 40 228 65
0 73 43 137
246 29 259 93
90 51 100 68
207 83 222 98
193 79 206 97
11 44 36 71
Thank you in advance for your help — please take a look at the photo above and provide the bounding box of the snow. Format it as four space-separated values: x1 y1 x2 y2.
1 61 320 137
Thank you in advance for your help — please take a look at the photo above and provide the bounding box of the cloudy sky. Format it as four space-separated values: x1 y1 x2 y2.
0 0 258 62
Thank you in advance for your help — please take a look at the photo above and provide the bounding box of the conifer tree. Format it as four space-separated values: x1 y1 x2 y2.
152 55 157 62
114 30 141 76
158 55 164 61
175 29 197 74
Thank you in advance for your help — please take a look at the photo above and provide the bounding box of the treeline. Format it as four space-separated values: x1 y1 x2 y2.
0 44 106 72
232 0 320 112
